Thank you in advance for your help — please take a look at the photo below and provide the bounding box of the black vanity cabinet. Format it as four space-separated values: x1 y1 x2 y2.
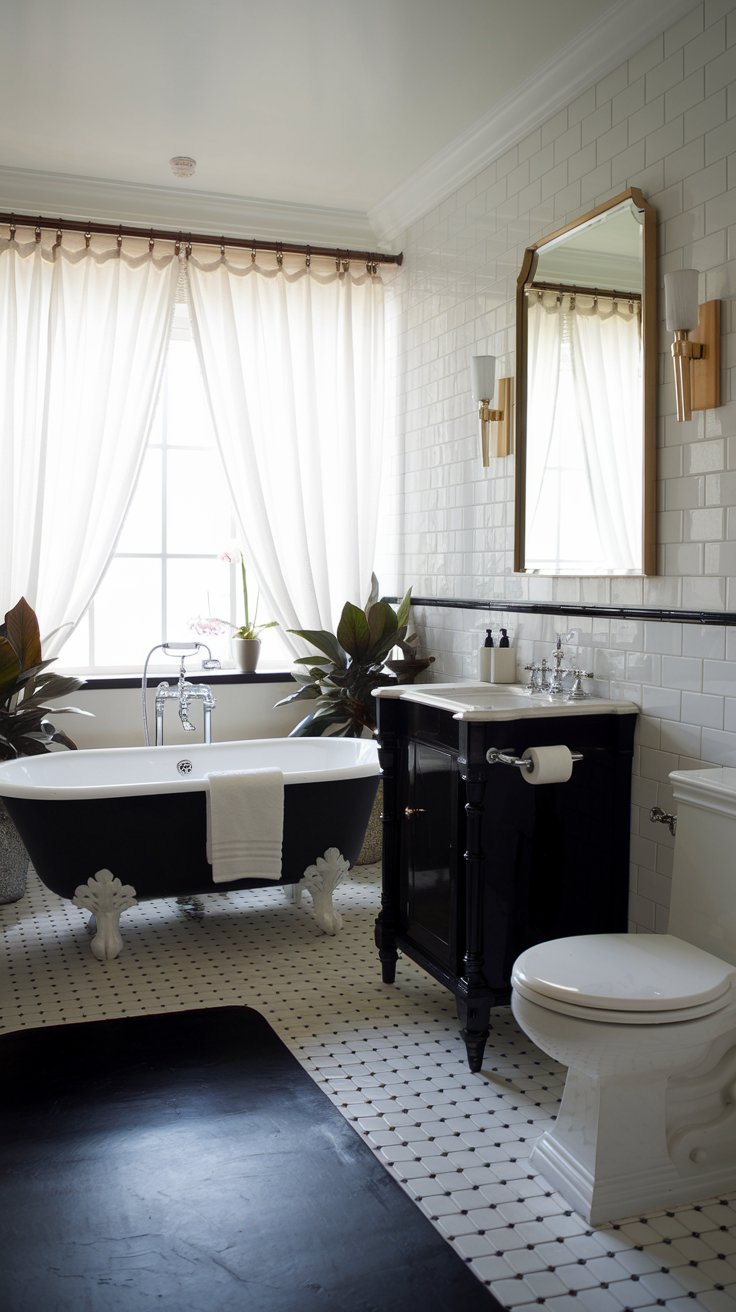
374 693 637 1071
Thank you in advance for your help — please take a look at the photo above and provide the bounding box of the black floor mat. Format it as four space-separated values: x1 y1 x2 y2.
0 1006 505 1311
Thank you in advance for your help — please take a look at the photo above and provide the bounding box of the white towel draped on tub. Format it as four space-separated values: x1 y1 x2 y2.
205 768 284 884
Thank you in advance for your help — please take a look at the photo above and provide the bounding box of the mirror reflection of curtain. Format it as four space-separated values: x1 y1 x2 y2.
0 235 179 652
569 300 642 570
187 255 386 652
525 291 642 573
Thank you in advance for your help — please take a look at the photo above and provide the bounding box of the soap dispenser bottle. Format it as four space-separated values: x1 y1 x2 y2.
479 629 494 682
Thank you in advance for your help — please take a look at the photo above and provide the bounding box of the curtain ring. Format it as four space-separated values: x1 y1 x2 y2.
305 245 311 269
148 229 154 253
53 227 62 250
251 243 257 263
220 236 226 257
342 259 350 273
174 233 182 256
9 215 16 241
35 219 42 242
85 228 92 249
335 250 341 273
116 226 123 252
185 235 192 259
276 243 283 267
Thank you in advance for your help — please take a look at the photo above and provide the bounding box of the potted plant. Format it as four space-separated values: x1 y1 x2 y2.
275 576 417 737
0 597 89 902
192 547 277 673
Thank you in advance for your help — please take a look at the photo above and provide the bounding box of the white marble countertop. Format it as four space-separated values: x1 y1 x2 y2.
374 681 639 722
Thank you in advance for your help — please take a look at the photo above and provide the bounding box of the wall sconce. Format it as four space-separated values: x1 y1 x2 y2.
470 355 513 465
663 269 720 422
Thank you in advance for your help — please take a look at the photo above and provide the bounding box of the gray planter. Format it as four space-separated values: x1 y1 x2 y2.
356 781 383 866
0 798 29 904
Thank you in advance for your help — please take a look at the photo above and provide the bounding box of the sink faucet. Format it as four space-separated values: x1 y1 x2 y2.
141 642 220 745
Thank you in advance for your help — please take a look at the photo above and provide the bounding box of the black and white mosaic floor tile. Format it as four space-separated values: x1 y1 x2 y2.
2 866 735 1311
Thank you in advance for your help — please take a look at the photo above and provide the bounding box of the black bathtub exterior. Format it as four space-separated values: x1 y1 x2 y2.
5 775 380 901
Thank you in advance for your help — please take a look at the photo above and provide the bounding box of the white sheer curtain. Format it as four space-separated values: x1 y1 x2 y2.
186 254 385 650
569 303 642 570
0 233 179 653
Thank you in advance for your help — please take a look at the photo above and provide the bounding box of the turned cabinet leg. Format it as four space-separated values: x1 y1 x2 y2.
456 995 492 1073
374 911 398 983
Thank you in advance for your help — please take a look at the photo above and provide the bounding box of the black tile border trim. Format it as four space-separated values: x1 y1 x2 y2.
389 597 736 627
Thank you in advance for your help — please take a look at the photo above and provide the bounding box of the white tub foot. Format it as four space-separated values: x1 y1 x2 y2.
73 869 137 961
297 847 349 934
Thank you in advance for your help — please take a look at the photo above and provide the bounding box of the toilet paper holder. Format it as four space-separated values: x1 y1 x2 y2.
486 746 583 771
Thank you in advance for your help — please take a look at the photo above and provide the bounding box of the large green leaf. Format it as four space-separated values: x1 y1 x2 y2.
273 683 321 708
394 587 413 631
364 601 399 660
288 628 346 667
336 602 372 660
2 597 42 674
0 637 21 700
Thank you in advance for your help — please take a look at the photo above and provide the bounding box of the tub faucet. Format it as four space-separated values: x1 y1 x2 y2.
142 642 220 746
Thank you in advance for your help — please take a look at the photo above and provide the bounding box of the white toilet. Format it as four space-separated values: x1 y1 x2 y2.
511 765 736 1225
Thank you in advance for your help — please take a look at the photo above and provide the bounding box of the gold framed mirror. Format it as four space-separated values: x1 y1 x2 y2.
514 188 656 576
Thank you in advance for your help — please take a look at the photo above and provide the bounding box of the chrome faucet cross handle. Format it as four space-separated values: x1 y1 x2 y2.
566 669 595 701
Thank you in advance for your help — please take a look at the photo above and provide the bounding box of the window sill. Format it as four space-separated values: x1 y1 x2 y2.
63 669 296 692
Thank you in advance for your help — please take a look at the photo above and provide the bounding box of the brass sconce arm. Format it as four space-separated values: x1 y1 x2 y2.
471 358 514 467
664 271 721 423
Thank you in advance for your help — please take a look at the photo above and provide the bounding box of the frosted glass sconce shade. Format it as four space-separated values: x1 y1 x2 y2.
470 355 496 403
663 269 720 422
470 355 512 466
664 269 699 332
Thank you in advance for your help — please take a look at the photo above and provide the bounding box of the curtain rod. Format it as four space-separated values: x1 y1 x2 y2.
0 211 403 269
527 279 641 302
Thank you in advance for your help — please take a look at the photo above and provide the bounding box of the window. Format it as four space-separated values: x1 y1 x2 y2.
59 302 292 672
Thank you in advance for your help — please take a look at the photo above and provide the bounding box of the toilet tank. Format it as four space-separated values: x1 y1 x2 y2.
669 766 736 965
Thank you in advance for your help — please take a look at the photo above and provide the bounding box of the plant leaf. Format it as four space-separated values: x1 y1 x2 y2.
394 587 413 631
363 572 380 615
3 597 42 674
288 628 346 667
336 602 372 659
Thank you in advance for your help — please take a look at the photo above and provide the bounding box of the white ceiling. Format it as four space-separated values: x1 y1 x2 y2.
0 0 695 248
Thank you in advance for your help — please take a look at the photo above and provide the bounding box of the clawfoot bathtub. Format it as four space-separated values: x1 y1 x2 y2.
0 738 380 960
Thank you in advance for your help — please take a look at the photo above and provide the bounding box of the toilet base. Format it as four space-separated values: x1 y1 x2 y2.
531 1122 736 1226
528 1047 736 1226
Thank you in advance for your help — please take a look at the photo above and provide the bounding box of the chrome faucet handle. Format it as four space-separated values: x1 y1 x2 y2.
566 669 594 701
523 662 540 692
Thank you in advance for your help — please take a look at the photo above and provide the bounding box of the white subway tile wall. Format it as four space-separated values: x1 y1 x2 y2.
376 0 736 934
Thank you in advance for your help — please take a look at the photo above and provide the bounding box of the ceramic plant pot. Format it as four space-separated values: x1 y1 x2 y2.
0 798 29 904
232 637 261 674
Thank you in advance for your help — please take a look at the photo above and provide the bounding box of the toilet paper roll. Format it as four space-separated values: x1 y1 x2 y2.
521 745 573 785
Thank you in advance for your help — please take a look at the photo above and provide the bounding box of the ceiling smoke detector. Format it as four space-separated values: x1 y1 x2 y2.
169 156 196 178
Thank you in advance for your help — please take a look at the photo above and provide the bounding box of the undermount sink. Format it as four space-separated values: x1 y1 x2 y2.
376 681 638 721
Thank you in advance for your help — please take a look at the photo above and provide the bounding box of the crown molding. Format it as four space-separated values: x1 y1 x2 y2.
369 0 699 244
0 166 380 250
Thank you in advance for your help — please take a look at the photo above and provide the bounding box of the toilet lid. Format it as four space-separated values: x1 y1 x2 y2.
512 934 735 1016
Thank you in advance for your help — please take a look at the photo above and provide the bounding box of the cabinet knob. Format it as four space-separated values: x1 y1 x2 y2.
404 806 426 818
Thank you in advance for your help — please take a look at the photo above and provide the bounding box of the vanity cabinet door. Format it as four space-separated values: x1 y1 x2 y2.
403 742 461 972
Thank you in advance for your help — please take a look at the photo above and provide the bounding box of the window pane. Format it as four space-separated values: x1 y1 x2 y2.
93 558 163 667
166 450 233 554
